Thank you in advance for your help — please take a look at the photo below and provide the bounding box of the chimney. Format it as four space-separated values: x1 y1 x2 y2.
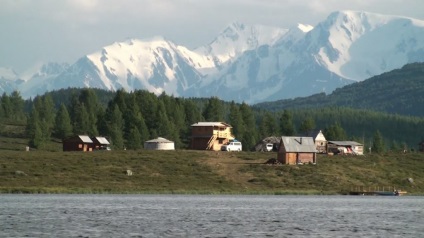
300 137 302 144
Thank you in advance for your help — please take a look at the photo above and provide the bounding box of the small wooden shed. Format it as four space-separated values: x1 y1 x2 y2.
63 135 93 152
277 136 317 165
91 136 111 150
144 137 175 150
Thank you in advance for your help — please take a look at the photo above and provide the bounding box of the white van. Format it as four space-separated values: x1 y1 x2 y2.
221 140 242 151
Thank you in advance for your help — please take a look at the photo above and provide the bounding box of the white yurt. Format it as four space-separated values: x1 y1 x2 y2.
144 137 175 150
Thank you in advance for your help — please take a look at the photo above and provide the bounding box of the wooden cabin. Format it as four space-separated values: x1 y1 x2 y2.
91 136 111 150
277 136 317 165
63 135 93 152
190 122 235 151
327 141 364 155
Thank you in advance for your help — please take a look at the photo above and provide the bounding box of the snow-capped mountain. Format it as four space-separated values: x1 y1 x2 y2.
0 67 22 94
18 62 69 98
4 11 424 103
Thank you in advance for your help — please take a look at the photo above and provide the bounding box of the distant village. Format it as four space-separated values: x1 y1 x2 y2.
61 121 403 165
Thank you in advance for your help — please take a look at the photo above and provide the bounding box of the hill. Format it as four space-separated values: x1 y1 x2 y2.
0 148 423 195
255 63 424 117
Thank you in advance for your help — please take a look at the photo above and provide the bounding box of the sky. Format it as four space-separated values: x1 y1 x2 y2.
1 0 424 73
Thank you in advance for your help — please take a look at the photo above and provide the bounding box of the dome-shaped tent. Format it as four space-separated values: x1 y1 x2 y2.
144 137 175 150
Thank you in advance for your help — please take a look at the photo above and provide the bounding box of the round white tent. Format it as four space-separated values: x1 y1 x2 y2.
144 137 175 150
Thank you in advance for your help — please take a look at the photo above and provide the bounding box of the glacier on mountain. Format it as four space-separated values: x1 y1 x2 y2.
2 11 424 103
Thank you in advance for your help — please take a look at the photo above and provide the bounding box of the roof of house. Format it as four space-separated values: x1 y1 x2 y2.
280 136 316 153
328 141 363 146
78 135 93 143
145 137 174 143
93 137 110 145
191 122 232 128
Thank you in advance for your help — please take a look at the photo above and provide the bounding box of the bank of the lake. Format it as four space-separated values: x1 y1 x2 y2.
0 149 423 194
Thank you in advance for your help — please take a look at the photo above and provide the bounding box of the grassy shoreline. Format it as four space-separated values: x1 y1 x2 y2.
0 149 423 195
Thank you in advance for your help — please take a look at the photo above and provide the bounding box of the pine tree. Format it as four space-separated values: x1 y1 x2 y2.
78 89 100 136
203 97 224 121
9 91 25 120
72 103 90 135
126 126 142 150
1 93 12 119
54 103 73 139
324 123 347 140
228 101 244 140
239 102 258 151
299 117 315 134
30 121 44 149
372 130 385 154
279 110 295 136
108 104 125 149
259 111 279 138
139 115 150 146
27 106 46 149
155 101 173 138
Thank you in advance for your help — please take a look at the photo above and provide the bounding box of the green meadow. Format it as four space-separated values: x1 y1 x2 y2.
1 136 423 195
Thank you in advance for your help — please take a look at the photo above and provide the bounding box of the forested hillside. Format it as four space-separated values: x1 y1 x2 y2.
1 86 424 151
255 62 424 117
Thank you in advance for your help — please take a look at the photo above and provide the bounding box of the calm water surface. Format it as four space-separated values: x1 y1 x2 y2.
0 194 423 237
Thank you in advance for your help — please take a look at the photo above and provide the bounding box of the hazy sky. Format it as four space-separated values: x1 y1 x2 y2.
1 0 424 72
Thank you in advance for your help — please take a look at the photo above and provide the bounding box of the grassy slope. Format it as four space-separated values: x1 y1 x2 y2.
0 139 423 194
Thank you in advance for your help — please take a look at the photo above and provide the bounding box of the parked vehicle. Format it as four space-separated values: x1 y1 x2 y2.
221 140 242 151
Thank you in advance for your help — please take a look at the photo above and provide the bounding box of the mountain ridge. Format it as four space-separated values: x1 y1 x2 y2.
1 10 424 103
254 62 424 117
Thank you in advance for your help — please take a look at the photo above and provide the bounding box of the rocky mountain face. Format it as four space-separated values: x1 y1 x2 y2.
2 11 424 103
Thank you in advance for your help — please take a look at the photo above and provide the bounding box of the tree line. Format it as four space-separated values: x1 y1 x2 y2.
1 88 424 152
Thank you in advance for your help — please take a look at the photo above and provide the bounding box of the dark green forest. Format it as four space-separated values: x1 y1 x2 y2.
255 62 424 117
1 84 424 152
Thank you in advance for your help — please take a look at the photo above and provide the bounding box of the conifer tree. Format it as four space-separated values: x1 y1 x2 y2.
259 111 279 138
324 123 347 140
139 115 150 146
27 105 47 149
135 90 158 133
279 110 295 136
72 103 90 135
239 102 258 150
203 97 224 121
126 126 142 150
299 117 315 134
30 121 44 149
184 100 203 125
78 89 100 136
9 91 25 120
1 93 12 118
108 104 125 149
155 101 173 138
372 130 385 154
228 101 244 140
54 103 73 139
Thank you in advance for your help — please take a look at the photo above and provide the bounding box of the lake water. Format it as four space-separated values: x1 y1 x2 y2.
0 194 422 237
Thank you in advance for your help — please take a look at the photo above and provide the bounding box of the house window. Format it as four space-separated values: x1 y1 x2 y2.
78 144 82 149
218 139 224 144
